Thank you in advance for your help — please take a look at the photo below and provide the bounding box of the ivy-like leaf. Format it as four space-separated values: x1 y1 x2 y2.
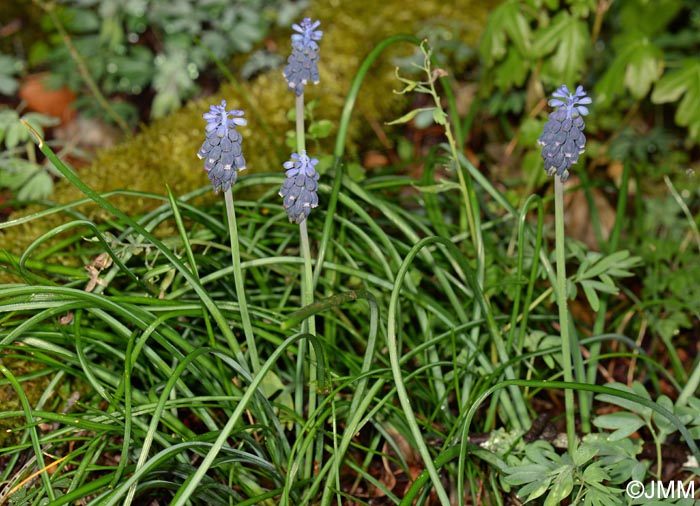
538 12 589 86
651 58 700 142
494 48 529 90
619 0 682 37
595 32 664 105
480 0 532 64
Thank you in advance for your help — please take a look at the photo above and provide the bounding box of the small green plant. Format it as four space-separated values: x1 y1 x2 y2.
0 53 24 96
0 106 59 200
23 0 307 122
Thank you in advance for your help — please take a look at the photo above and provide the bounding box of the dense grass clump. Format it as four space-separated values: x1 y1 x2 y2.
1 7 700 506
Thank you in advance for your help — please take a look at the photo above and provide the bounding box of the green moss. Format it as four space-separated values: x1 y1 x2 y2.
0 0 491 282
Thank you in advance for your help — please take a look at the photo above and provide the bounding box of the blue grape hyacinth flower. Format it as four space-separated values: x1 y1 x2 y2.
197 100 247 193
279 151 320 223
538 85 592 181
282 18 322 96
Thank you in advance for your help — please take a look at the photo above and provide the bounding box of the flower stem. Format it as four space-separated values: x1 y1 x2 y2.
294 92 318 480
554 176 577 455
224 189 259 374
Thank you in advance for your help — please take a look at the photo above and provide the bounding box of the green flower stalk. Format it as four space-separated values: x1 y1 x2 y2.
282 17 323 483
198 100 259 373
540 84 592 454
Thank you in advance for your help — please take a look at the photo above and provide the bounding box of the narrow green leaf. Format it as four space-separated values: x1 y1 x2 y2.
581 280 600 311
385 107 435 126
413 180 462 194
582 250 631 279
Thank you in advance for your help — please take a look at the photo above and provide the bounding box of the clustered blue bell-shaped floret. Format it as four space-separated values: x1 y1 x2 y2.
279 151 320 223
282 18 322 96
538 85 592 181
197 100 247 193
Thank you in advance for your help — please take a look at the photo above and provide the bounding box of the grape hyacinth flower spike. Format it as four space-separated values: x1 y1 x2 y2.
282 18 323 95
538 85 592 181
279 151 320 224
197 100 247 193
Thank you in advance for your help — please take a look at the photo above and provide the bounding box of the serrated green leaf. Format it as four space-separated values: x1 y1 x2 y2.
580 250 630 279
0 165 33 190
592 412 646 440
16 169 54 201
652 59 700 103
581 279 619 295
620 0 682 36
346 161 366 182
652 58 700 141
583 486 624 506
507 464 556 485
596 382 652 420
582 462 609 483
545 470 573 506
652 395 680 437
624 39 664 98
5 121 24 149
541 15 589 86
480 0 531 63
495 48 529 90
574 443 598 466
655 311 691 340
517 477 552 503
595 33 663 105
60 6 100 34
525 440 559 465
22 112 60 127
432 108 447 125
594 55 626 107
308 119 333 139
532 11 573 57
0 75 18 96
568 0 596 18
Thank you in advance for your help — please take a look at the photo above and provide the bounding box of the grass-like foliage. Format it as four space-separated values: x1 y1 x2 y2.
1 27 699 506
